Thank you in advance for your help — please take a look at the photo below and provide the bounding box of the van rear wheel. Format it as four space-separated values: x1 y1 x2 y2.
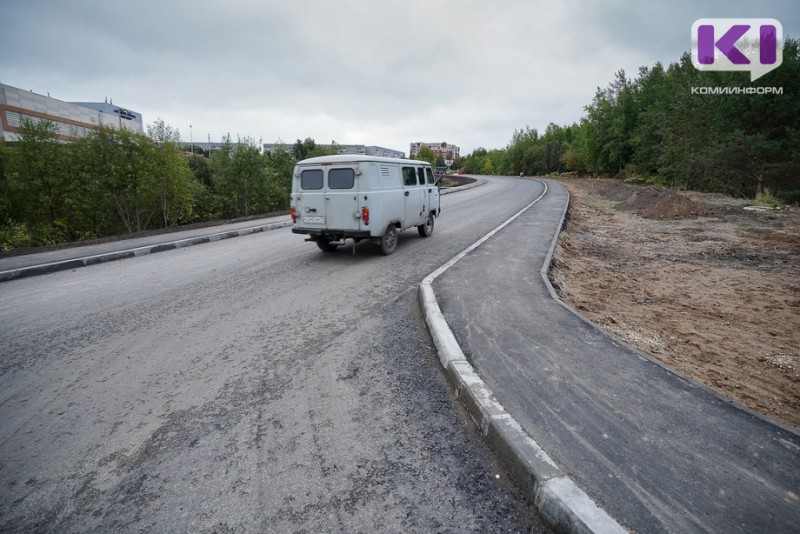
418 213 435 237
380 225 398 255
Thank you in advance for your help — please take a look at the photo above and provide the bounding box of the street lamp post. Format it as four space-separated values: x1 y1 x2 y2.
190 124 193 155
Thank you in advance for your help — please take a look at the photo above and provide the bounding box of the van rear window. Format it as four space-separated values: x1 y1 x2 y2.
301 169 323 190
329 168 355 189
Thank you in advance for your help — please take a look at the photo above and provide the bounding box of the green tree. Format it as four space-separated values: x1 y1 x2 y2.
212 135 269 217
65 136 110 238
8 119 73 243
109 128 156 233
572 39 800 198
460 147 488 174
505 126 538 175
188 152 213 188
147 119 198 227
265 143 296 212
79 126 128 235
582 70 637 175
486 149 507 175
292 137 318 161
415 145 436 164
541 123 568 174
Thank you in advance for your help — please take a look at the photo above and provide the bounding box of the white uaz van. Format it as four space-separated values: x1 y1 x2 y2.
290 155 440 255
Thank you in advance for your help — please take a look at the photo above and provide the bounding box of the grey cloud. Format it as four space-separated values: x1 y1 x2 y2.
2 0 797 154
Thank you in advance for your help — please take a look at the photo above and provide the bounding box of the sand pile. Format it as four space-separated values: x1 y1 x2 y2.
599 184 708 219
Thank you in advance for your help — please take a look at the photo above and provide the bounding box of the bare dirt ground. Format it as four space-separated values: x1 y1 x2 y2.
549 178 800 430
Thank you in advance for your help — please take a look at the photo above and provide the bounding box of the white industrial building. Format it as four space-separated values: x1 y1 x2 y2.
0 83 143 142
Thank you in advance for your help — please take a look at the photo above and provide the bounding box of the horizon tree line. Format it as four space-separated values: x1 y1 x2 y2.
2 39 797 249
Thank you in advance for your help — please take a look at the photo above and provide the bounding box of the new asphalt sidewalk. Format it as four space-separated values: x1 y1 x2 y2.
421 179 800 533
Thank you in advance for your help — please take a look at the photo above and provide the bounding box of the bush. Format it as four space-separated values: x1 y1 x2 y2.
756 187 784 207
776 189 800 206
621 164 653 184
0 222 31 251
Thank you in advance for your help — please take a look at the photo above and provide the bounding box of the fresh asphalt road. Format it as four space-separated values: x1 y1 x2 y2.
0 177 551 532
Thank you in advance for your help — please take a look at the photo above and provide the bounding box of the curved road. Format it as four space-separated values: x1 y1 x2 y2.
0 177 550 532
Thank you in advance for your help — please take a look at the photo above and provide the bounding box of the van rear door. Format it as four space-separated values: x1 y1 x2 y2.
325 166 358 230
296 166 359 231
297 168 327 229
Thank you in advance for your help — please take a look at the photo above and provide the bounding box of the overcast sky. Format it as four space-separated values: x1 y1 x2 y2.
1 0 797 155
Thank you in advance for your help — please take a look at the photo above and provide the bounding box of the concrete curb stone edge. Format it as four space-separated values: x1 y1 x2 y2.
0 221 294 282
418 179 627 534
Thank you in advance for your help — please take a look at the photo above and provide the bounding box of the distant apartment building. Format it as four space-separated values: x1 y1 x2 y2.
0 82 143 142
363 145 405 158
409 141 460 161
263 142 405 159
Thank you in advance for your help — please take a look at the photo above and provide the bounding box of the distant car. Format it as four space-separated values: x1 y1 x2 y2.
290 155 441 255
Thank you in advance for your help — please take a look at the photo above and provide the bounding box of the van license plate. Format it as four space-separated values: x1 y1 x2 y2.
303 216 326 224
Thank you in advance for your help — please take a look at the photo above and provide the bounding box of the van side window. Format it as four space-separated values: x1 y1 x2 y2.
329 168 355 189
301 169 323 190
425 167 435 184
403 167 418 186
417 168 426 185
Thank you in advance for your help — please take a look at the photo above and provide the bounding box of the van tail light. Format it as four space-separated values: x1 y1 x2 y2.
290 207 296 223
362 207 369 226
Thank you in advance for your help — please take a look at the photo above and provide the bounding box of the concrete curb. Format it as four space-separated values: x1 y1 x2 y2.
418 179 626 534
440 177 486 195
0 220 294 283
